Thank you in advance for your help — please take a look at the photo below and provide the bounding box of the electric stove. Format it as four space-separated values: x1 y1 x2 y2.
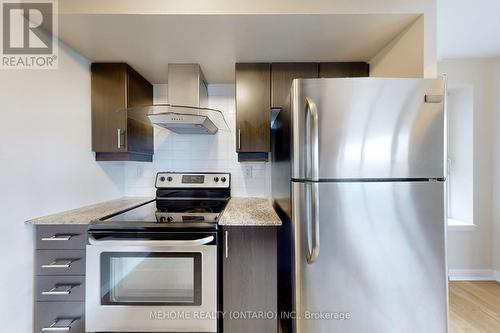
89 172 230 231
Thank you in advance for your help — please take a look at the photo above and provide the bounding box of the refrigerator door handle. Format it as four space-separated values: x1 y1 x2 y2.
305 97 319 181
305 97 320 264
306 182 320 264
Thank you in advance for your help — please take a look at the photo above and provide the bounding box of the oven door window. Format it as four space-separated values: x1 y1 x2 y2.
100 252 202 305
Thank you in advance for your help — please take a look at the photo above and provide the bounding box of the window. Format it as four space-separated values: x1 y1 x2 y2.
446 84 474 230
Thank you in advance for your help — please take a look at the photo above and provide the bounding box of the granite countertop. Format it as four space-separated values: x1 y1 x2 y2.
25 197 154 225
25 196 281 226
219 197 282 226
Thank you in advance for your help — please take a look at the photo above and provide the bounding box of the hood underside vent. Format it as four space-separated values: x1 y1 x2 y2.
137 104 229 134
148 111 217 134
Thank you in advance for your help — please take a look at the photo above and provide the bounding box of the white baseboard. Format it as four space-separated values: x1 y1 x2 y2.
494 270 500 282
449 269 496 281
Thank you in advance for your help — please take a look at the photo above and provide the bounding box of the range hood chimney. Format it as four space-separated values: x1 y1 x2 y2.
168 64 208 109
145 64 224 134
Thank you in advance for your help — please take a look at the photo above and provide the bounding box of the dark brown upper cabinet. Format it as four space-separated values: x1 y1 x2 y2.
235 63 271 161
271 63 318 109
91 63 154 162
319 62 370 78
235 62 369 162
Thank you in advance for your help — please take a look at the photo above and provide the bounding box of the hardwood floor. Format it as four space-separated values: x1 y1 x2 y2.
450 281 500 333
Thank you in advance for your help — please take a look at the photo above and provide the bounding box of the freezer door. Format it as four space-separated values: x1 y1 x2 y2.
291 77 446 180
292 181 448 333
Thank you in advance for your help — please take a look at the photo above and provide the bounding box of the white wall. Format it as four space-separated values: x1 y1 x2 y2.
493 57 500 273
0 43 125 333
370 16 425 78
439 59 496 270
437 0 500 59
124 84 270 198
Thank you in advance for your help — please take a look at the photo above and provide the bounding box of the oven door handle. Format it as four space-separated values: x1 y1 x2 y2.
88 235 214 247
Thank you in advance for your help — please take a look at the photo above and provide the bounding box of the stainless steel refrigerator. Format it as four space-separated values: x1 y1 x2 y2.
272 77 448 333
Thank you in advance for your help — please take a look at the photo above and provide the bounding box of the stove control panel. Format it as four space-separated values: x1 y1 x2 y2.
156 172 231 188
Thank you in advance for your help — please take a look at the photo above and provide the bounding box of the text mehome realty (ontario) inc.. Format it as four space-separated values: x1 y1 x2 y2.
149 310 352 321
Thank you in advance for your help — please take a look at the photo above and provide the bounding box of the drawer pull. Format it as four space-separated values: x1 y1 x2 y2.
42 284 79 296
42 318 78 332
41 234 74 242
41 259 78 269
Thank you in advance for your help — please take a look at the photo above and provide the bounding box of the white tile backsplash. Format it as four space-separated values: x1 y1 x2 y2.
124 84 271 197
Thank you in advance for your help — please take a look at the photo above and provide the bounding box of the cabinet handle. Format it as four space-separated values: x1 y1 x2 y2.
42 284 79 296
237 129 241 150
41 234 73 242
41 259 77 269
42 318 79 331
117 128 122 149
225 230 229 259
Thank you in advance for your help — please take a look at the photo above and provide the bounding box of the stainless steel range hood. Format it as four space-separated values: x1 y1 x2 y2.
129 64 228 134
168 64 208 110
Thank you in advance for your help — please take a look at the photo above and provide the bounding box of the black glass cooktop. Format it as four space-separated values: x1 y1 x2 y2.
91 199 227 230
103 201 161 222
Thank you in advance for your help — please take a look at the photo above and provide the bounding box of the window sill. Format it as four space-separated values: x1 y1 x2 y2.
448 218 476 232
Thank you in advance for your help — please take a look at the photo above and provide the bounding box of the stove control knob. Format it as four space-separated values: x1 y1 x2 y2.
159 216 166 222
159 176 165 182
167 176 173 182
167 216 173 222
214 177 219 182
221 177 227 182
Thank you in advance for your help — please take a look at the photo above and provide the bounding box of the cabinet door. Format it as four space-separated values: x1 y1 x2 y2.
235 63 271 153
92 63 154 161
91 63 127 153
126 66 154 155
319 62 369 78
271 63 318 109
223 227 277 333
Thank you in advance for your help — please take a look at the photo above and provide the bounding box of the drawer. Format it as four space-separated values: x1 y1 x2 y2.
36 225 87 250
36 250 85 276
35 275 85 302
35 301 84 333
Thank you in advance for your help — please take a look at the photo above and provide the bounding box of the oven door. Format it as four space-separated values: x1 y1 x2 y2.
85 231 217 332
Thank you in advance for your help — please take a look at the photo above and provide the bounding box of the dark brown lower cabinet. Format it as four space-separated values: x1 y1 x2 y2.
222 227 278 333
33 225 87 333
35 302 84 333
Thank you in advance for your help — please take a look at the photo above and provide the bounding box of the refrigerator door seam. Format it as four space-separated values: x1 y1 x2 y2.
291 178 446 183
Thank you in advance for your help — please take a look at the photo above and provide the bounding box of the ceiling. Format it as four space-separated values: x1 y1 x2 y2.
438 0 500 59
58 14 418 83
